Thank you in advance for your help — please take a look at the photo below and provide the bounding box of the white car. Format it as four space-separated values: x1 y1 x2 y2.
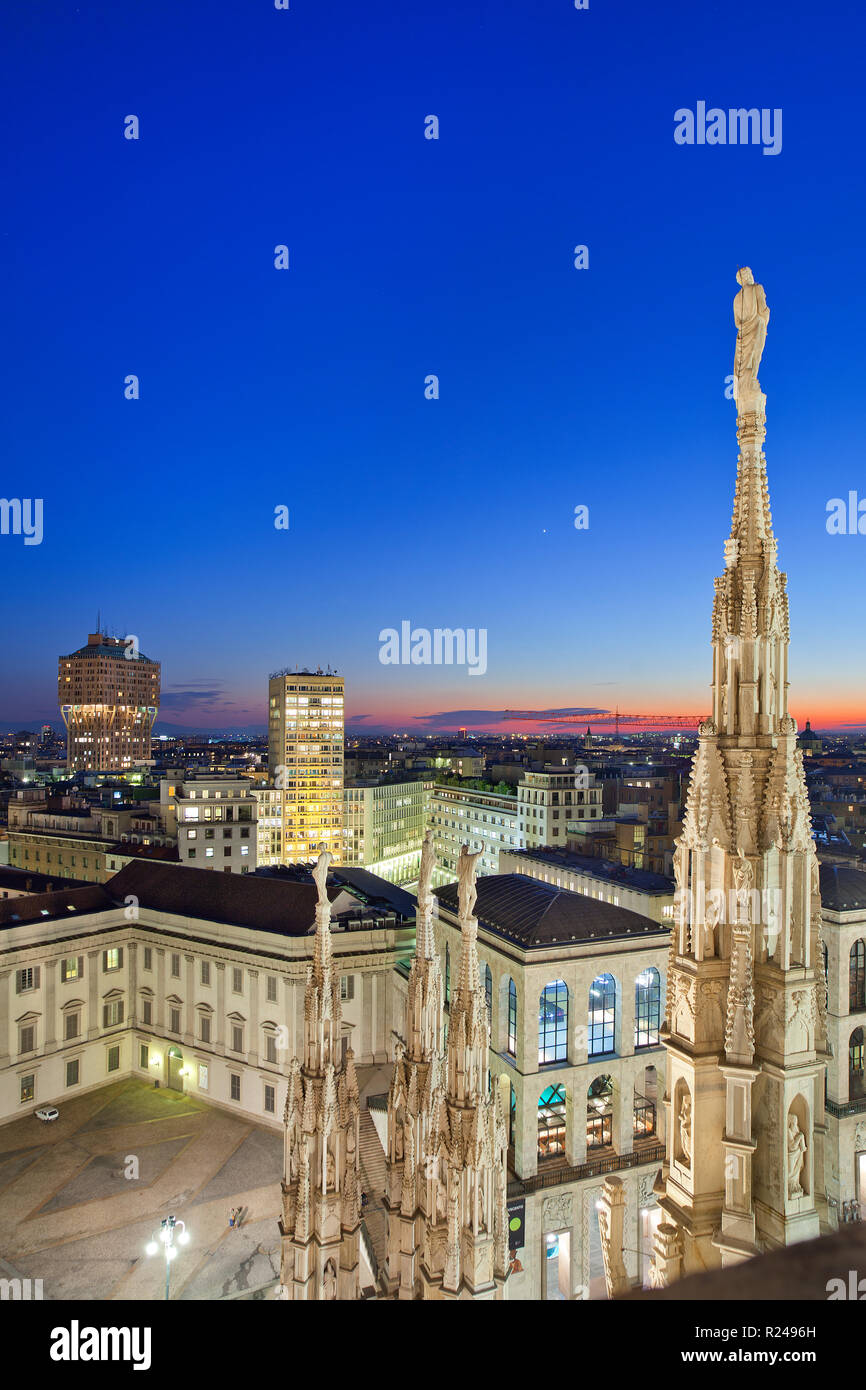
35 1106 59 1123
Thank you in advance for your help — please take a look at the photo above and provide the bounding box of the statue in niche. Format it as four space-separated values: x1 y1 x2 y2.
733 851 754 920
787 1113 807 1198
323 1259 337 1300
326 1146 336 1191
679 1092 692 1167
703 892 721 957
733 267 770 409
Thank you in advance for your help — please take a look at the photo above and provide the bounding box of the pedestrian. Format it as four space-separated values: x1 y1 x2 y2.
228 1210 235 1229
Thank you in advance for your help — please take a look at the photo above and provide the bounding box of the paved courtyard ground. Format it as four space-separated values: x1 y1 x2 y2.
0 1079 287 1301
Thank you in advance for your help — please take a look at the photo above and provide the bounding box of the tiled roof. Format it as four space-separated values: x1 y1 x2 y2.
434 874 666 948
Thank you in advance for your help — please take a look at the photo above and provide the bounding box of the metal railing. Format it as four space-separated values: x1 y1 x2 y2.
506 1141 665 1198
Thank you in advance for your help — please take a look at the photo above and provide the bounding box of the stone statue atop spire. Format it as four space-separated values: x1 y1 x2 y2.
457 842 483 921
733 267 770 412
312 841 333 910
649 269 824 1289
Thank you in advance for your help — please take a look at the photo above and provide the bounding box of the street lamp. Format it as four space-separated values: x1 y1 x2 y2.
145 1215 190 1300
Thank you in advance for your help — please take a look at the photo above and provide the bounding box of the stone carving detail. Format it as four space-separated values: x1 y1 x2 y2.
733 266 770 411
542 1193 573 1231
457 842 483 921
678 1093 692 1167
787 1113 807 1198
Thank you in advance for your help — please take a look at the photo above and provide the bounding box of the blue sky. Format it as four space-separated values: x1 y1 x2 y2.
2 0 866 734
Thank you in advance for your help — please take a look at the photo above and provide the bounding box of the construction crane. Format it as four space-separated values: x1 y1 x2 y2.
503 708 708 739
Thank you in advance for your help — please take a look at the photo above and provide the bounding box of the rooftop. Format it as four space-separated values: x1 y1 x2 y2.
505 846 674 895
818 861 866 911
435 873 667 949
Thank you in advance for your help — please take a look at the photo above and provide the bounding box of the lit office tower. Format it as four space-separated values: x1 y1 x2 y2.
59 633 160 772
268 668 344 863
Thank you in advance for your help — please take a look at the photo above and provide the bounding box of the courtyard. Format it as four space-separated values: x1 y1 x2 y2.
0 1078 288 1301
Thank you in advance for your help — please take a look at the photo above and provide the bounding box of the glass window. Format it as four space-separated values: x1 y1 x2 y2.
537 1084 567 1160
66 1058 80 1088
140 1043 149 1069
635 967 661 1049
230 1073 241 1101
198 1063 209 1091
850 941 866 1012
587 1075 614 1149
264 1084 276 1114
589 973 616 1057
107 1045 120 1073
507 978 517 1056
538 980 568 1065
20 1074 35 1104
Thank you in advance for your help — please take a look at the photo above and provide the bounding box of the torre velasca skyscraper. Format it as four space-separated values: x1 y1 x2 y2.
650 270 826 1282
59 632 160 772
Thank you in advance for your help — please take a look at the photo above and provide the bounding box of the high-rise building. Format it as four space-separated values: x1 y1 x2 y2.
58 633 160 772
268 669 344 862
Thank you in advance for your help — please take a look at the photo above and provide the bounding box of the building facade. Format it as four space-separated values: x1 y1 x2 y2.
434 873 669 1298
59 633 160 772
160 775 257 875
0 861 413 1132
819 863 866 1223
268 670 344 862
342 779 432 883
429 782 519 883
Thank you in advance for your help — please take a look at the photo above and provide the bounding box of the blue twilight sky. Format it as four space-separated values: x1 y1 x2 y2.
2 0 866 735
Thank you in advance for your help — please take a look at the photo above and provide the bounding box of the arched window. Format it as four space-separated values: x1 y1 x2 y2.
588 973 616 1057
587 1075 613 1149
481 962 492 1020
537 1084 567 1160
538 980 569 1064
635 967 661 1049
507 978 517 1056
850 1027 865 1100
850 940 865 1012
444 943 450 1004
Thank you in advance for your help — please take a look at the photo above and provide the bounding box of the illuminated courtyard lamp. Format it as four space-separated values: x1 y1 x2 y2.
145 1215 190 1300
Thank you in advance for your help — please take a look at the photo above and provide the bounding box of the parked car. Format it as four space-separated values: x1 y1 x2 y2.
35 1106 59 1123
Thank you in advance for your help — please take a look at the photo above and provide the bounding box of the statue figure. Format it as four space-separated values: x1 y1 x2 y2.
418 827 436 902
787 1113 807 1197
457 842 484 921
323 1259 337 1300
703 891 721 958
733 267 770 409
326 1146 336 1191
312 842 332 907
733 850 754 919
679 1093 692 1166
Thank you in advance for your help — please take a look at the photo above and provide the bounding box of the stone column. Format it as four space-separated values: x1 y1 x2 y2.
155 949 166 1031
183 954 195 1045
248 968 260 1066
617 1069 635 1157
0 970 10 1066
215 963 226 1055
87 950 100 1039
44 959 57 1051
128 942 138 1029
361 974 374 1062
